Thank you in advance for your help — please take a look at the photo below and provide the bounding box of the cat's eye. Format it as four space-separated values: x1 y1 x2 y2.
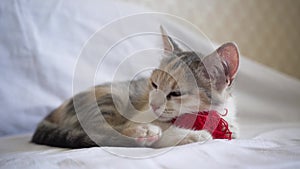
167 91 182 99
151 82 158 89
101 111 114 117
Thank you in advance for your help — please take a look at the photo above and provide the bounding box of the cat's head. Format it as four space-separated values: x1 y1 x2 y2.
148 26 239 121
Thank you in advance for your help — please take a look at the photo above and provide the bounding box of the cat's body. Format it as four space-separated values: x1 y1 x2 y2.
32 79 151 148
32 27 240 148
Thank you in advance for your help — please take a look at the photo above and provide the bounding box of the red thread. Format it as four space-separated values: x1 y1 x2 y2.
171 110 232 140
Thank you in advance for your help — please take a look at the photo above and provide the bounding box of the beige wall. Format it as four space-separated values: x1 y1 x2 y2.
119 0 300 79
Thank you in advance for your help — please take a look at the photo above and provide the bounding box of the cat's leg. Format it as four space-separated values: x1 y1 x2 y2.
32 120 143 148
152 126 212 148
121 123 162 147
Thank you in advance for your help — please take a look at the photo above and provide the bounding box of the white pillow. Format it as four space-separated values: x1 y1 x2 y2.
0 0 146 136
0 0 213 136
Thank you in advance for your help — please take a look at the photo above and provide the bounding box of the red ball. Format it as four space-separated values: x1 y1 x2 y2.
171 110 232 140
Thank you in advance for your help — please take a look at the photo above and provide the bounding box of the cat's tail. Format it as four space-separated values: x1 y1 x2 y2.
31 120 97 148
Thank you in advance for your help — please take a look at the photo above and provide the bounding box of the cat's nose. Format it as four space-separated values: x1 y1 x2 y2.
150 103 160 112
149 89 166 112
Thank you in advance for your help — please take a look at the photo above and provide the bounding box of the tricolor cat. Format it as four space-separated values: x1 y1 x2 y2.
32 26 240 148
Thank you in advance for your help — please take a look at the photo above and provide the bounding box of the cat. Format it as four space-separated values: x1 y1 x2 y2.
31 26 240 148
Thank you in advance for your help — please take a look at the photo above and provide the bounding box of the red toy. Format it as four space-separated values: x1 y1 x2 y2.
171 110 232 140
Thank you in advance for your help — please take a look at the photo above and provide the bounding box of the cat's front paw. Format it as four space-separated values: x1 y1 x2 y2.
122 124 162 146
178 130 212 145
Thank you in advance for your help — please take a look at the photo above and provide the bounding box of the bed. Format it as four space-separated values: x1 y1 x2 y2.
1 0 300 168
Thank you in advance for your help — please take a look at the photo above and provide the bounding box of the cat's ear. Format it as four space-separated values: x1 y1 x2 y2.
216 42 239 80
202 42 239 91
160 25 182 54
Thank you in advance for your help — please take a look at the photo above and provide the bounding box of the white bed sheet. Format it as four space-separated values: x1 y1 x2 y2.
0 127 300 169
1 0 300 168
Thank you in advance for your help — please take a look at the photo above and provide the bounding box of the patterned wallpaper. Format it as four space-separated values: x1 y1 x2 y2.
118 0 300 79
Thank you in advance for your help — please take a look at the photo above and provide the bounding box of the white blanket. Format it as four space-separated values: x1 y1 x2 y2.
1 0 300 168
1 127 300 168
